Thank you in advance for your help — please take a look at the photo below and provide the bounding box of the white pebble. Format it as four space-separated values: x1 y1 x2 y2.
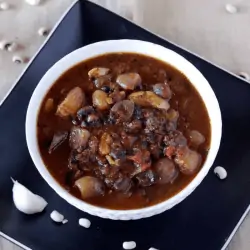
38 27 49 37
25 0 41 6
0 2 10 10
62 219 68 224
12 55 25 64
238 72 250 81
79 218 91 228
214 166 227 180
225 4 238 14
50 210 64 223
123 241 136 250
149 248 159 250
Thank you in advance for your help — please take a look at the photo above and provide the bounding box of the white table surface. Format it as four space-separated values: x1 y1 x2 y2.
0 0 250 249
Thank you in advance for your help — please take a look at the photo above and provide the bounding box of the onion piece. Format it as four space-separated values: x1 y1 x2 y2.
111 100 135 123
188 130 205 146
49 131 68 154
153 82 172 99
129 91 169 110
92 90 110 110
69 127 90 150
175 148 201 175
75 176 105 199
99 132 112 155
154 158 178 184
56 87 85 118
88 67 110 78
116 73 142 90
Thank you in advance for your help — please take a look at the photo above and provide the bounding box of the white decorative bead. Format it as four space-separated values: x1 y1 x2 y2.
79 218 91 228
225 4 238 14
25 0 41 6
38 27 49 37
123 241 136 250
0 2 10 10
12 55 25 64
149 248 159 250
238 72 250 81
214 166 227 180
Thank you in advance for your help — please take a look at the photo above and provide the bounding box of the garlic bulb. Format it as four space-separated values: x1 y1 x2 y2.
12 178 48 214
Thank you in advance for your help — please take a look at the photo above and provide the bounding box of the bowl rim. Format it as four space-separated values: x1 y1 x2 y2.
26 39 222 220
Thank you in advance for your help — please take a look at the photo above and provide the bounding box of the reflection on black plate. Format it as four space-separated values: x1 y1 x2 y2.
0 1 250 250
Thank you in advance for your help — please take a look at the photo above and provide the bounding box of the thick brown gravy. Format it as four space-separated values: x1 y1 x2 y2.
37 53 210 210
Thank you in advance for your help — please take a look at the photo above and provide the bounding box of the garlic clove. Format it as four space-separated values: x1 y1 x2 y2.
12 178 48 214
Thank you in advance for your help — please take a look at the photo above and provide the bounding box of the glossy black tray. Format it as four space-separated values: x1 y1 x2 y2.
1 1 250 250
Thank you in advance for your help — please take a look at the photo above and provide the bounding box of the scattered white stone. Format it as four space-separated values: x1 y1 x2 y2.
214 166 227 180
149 248 159 250
62 219 68 224
123 241 136 250
11 178 48 214
79 218 91 228
38 27 49 37
225 4 238 14
0 2 10 10
50 210 64 223
12 55 25 64
238 72 250 81
25 0 41 6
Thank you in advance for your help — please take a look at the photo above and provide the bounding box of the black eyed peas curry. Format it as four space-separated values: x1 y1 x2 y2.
37 53 211 210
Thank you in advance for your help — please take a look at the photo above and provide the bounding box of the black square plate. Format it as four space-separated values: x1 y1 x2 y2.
1 1 250 250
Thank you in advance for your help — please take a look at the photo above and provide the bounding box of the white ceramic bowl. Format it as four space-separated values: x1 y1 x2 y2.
26 40 222 220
